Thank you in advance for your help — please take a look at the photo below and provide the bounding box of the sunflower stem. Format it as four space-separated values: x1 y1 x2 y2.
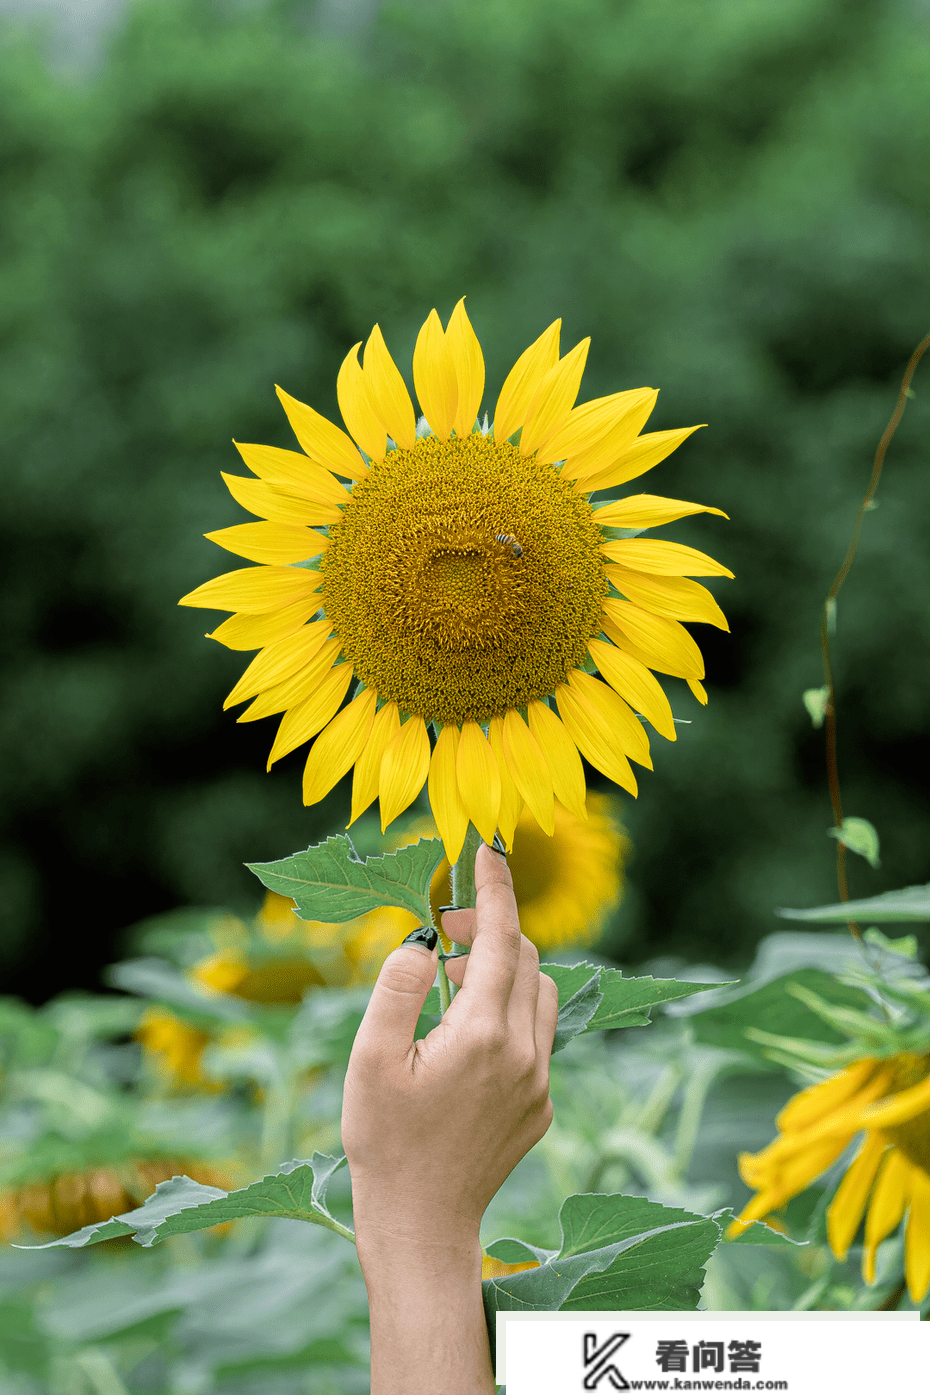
437 959 452 1014
451 824 482 910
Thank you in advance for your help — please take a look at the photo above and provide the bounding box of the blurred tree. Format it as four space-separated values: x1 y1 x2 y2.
1 0 928 998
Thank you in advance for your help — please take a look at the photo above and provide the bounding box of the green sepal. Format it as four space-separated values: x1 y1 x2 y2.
248 834 446 925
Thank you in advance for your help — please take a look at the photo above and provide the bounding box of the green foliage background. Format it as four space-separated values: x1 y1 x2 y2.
2 0 929 996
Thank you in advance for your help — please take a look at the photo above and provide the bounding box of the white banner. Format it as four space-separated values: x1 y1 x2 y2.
498 1311 926 1394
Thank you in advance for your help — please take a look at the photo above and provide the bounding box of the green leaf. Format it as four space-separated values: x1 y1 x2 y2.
863 926 919 959
107 957 253 1024
551 972 603 1052
687 968 873 1066
19 1155 353 1250
482 1193 719 1327
589 969 736 1029
802 685 830 729
827 816 880 869
712 1210 807 1248
248 835 446 924
776 883 930 924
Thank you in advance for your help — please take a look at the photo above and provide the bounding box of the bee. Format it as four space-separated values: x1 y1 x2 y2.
495 533 523 558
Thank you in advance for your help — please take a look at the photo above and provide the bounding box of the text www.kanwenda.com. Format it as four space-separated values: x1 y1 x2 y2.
627 1381 788 1390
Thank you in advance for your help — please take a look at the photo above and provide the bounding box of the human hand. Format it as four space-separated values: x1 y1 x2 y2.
342 842 558 1244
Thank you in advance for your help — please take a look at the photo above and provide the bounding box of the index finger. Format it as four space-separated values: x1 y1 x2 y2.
448 843 522 1020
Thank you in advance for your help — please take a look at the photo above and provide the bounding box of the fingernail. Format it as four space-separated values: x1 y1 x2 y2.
402 925 438 951
437 903 457 913
490 831 507 857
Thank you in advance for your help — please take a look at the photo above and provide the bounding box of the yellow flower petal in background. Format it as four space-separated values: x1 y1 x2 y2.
237 637 341 721
337 342 387 462
487 716 524 849
379 715 431 829
606 569 730 630
541 387 656 470
862 1074 930 1128
588 638 676 741
501 708 554 835
526 699 588 821
350 701 400 824
413 308 458 440
275 385 368 482
593 495 729 529
364 324 417 449
205 522 327 566
519 338 590 457
827 1132 888 1259
456 719 501 844
233 442 350 505
580 424 705 493
863 1149 911 1283
220 473 342 527
776 1059 879 1133
905 1165 930 1302
267 662 354 767
602 598 705 680
222 621 333 709
481 1253 540 1280
179 565 321 614
447 298 485 437
302 687 377 806
427 725 469 864
555 678 638 797
207 597 321 651
492 319 561 443
602 538 734 578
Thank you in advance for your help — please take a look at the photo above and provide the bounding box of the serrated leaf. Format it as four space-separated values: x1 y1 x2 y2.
828 816 880 869
482 1193 719 1328
19 1155 352 1250
687 969 873 1066
778 883 930 925
248 835 445 924
588 969 736 1029
713 1210 807 1248
552 972 603 1052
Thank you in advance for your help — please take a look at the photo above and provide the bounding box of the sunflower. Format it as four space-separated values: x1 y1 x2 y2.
180 301 730 862
732 1052 930 1303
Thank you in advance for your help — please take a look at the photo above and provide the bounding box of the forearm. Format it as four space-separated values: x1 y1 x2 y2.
354 1201 495 1395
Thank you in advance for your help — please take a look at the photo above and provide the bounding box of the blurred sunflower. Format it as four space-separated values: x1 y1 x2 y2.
400 791 628 954
0 1157 229 1241
733 1052 930 1303
180 302 729 862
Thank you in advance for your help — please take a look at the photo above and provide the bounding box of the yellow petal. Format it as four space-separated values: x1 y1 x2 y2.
413 308 458 441
447 298 485 438
565 392 663 482
555 678 639 797
570 668 651 766
237 638 341 722
266 662 354 767
578 425 705 493
593 493 728 529
688 679 708 705
602 539 733 579
827 1132 888 1259
526 700 588 821
223 621 333 709
221 472 342 526
601 598 705 680
302 687 377 806
363 324 417 449
606 568 730 630
493 319 561 443
519 338 590 457
379 716 431 829
862 1075 930 1128
540 388 657 468
501 709 554 836
777 1061 881 1135
349 700 400 824
455 719 501 845
206 597 321 651
588 638 676 741
275 385 368 482
737 1137 852 1220
233 442 350 505
205 522 327 566
179 565 322 614
337 342 386 462
427 725 469 864
905 1165 930 1303
863 1149 911 1283
487 717 524 850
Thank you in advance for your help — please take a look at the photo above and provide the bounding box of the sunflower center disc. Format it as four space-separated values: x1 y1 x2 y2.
321 433 606 725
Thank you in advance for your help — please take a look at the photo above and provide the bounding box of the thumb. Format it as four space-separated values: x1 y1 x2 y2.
354 936 437 1058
